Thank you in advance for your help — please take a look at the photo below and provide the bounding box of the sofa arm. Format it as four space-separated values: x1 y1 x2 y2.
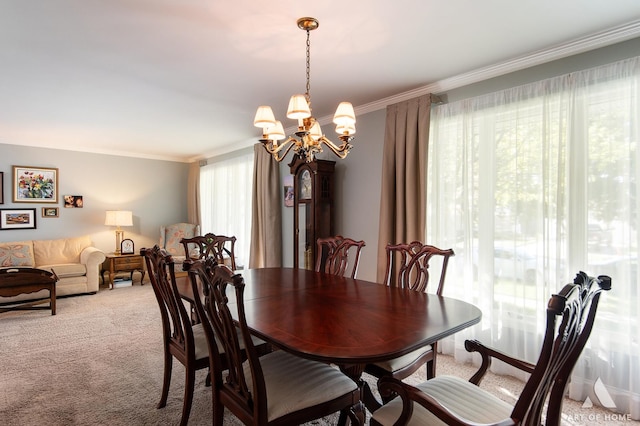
80 247 106 292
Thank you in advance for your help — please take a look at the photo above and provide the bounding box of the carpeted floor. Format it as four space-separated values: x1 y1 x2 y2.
0 283 635 425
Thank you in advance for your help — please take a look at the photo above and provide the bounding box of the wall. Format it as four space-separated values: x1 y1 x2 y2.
0 143 189 254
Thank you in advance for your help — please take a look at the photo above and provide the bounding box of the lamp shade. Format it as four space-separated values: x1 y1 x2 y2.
286 94 311 120
266 121 286 141
105 210 133 227
336 123 356 136
254 106 276 129
309 121 323 140
333 102 356 126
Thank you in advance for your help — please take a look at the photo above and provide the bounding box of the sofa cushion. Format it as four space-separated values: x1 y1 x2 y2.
0 241 35 267
33 236 92 266
39 263 87 278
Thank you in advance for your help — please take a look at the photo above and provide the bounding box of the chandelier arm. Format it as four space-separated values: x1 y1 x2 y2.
261 137 298 162
317 136 353 159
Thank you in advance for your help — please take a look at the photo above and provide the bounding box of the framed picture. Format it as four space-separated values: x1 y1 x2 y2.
0 208 37 230
283 175 294 207
0 171 3 204
12 166 58 203
64 195 83 208
42 207 59 218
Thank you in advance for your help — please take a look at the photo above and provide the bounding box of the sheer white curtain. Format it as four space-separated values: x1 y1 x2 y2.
200 152 254 268
428 57 640 418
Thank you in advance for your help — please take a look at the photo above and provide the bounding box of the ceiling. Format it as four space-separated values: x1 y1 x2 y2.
1 1 640 163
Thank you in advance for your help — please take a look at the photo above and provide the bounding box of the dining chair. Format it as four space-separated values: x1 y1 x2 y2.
183 259 365 426
315 235 366 279
365 241 454 402
180 233 238 269
141 245 210 426
370 271 612 426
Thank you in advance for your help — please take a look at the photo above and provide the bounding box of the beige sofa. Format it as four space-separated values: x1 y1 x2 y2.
0 236 106 304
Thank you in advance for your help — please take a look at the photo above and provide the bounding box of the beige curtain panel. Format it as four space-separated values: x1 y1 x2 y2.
376 94 433 283
249 144 283 268
187 161 201 228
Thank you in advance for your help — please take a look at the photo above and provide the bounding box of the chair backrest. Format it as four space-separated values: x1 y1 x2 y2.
383 241 454 293
141 245 195 359
512 271 611 425
184 259 266 424
315 235 366 279
180 233 237 270
159 223 200 257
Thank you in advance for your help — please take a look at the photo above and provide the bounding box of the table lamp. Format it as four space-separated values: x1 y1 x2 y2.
105 210 133 255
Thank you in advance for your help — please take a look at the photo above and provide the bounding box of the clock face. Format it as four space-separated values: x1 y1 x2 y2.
121 239 134 254
300 169 312 199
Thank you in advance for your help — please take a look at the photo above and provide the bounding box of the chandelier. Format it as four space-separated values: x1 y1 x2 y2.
253 17 356 163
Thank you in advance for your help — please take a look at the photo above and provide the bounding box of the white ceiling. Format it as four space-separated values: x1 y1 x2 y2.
1 1 640 163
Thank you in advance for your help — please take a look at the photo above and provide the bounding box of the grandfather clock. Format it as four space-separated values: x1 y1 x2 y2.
290 156 335 269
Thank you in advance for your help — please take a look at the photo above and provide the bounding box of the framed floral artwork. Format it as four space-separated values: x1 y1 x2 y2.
12 166 58 203
0 208 37 230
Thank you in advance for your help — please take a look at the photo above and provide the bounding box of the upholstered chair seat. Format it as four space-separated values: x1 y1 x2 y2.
245 350 359 422
371 375 512 425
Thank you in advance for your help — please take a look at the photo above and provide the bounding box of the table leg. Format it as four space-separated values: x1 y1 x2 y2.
336 364 376 425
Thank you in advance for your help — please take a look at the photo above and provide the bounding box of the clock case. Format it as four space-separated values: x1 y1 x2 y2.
289 157 335 269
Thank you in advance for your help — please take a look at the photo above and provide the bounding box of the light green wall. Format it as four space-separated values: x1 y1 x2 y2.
0 143 189 254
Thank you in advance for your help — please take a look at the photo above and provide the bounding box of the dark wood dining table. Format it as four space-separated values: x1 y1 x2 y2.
177 267 482 412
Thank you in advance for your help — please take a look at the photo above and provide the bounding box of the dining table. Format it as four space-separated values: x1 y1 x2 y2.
177 266 482 415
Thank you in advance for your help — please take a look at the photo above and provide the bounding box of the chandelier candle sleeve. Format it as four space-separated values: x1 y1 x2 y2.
253 17 356 163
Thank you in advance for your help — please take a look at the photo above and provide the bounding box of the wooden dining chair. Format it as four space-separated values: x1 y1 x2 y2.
183 259 364 426
141 245 210 426
315 235 366 279
370 271 612 426
180 233 238 269
365 241 454 402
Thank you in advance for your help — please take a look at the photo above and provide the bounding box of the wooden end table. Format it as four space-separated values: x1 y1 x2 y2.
101 253 146 290
0 268 59 315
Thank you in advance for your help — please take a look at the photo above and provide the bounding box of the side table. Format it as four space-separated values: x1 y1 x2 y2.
101 253 146 290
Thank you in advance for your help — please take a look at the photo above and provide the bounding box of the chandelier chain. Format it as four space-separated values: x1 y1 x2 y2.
305 29 311 103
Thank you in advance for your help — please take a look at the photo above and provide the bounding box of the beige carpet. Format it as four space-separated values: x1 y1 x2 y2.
0 283 635 425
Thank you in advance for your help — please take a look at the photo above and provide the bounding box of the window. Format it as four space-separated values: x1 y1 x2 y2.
199 152 254 267
428 57 640 415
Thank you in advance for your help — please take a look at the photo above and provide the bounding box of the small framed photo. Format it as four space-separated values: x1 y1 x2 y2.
64 195 84 208
284 175 294 207
12 166 58 203
42 207 59 218
0 208 37 230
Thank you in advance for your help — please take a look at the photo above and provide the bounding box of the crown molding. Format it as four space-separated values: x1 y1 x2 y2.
345 19 640 118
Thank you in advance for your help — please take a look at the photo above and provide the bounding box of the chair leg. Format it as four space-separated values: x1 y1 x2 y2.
180 366 196 426
426 357 436 379
158 351 173 409
213 391 224 426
